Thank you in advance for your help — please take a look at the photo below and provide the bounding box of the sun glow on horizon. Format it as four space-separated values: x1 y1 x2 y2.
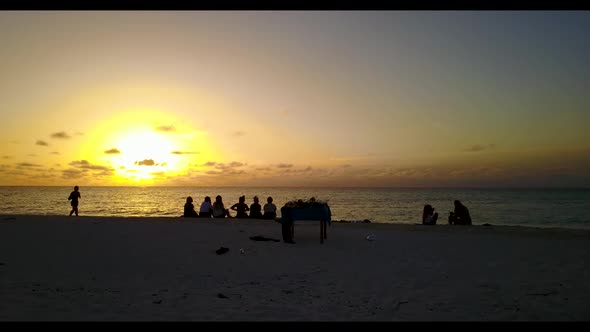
111 130 179 181
75 109 216 185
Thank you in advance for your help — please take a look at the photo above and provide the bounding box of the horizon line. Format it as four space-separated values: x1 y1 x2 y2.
0 185 589 190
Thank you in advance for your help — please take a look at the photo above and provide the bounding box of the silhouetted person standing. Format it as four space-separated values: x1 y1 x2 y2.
68 186 81 216
249 196 263 219
231 195 250 218
449 200 472 225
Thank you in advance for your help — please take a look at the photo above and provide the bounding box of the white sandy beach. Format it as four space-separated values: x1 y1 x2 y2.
0 215 589 321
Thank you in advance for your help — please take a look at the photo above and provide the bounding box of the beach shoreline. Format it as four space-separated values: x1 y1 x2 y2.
3 213 590 232
1 215 589 321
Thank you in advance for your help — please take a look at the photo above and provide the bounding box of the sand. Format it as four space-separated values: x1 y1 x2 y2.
1 215 589 321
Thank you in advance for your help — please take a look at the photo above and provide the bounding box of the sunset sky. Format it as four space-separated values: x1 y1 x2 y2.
1 11 589 187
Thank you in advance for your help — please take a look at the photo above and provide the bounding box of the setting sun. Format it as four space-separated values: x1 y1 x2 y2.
111 130 178 181
65 108 217 185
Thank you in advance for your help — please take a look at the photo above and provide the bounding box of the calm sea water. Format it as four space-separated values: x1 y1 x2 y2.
1 186 589 230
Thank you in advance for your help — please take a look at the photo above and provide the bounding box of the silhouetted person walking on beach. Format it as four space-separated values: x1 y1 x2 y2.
231 195 250 218
249 196 263 219
449 200 472 225
263 196 277 220
213 195 231 218
68 186 81 216
183 196 198 218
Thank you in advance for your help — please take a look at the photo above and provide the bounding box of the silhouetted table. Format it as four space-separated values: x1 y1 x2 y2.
280 206 331 244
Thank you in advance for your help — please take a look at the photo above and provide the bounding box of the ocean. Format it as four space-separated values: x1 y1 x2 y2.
1 186 589 230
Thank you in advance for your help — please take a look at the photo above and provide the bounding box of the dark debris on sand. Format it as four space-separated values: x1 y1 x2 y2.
215 247 229 255
333 219 372 224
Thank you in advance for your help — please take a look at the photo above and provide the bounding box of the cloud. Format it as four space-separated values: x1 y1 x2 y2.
392 168 421 177
210 169 245 175
340 164 352 168
276 163 293 168
150 171 166 177
172 151 199 155
69 160 114 172
104 148 121 154
68 160 114 178
201 161 248 176
155 125 176 133
36 140 49 146
62 168 85 179
282 166 313 174
209 161 246 170
2 155 12 159
4 169 28 177
50 151 60 155
16 162 42 168
232 131 246 137
50 131 71 139
135 159 155 166
465 145 486 152
464 144 496 152
447 166 505 178
28 154 37 157
95 170 114 177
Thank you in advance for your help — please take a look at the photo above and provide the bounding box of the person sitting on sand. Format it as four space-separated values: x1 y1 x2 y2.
199 196 213 218
263 196 277 220
249 196 263 219
231 195 250 218
422 204 438 225
449 200 472 225
183 196 198 218
212 195 231 218
68 185 81 216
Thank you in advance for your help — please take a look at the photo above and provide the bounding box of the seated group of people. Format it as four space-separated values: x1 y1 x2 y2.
183 195 277 220
422 200 472 225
